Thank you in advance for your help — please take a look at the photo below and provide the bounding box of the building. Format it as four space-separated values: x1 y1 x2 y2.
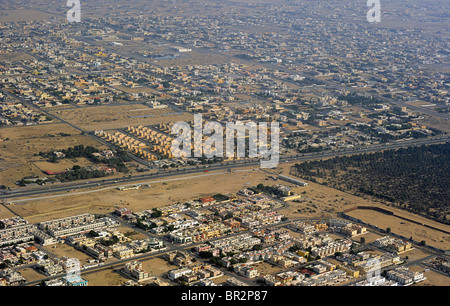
38 214 118 238
63 275 88 286
0 269 26 286
225 277 249 286
35 259 64 276
114 207 133 217
44 279 66 286
33 229 57 246
0 225 36 247
386 267 426 286
111 245 134 259
311 240 352 258
168 231 193 244
123 261 151 282
168 267 192 281
200 197 216 207
234 264 259 278
290 221 317 235
278 175 308 187
372 236 413 254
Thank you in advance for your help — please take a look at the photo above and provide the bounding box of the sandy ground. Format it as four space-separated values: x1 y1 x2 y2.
83 257 179 286
49 104 193 131
140 257 179 277
19 267 46 284
253 261 285 276
0 203 16 220
7 168 267 223
83 268 129 286
414 268 450 286
212 275 231 285
43 243 92 265
420 115 450 134
0 51 34 62
345 209 450 251
0 9 55 23
33 157 98 173
0 123 107 187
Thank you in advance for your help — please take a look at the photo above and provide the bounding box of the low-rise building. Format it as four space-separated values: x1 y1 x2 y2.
122 261 151 282
168 267 192 281
386 267 426 286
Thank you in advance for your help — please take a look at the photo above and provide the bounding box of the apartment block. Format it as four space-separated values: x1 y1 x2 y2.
386 267 426 286
38 214 118 238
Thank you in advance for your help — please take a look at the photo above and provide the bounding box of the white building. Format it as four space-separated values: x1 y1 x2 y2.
386 267 426 286
168 267 192 281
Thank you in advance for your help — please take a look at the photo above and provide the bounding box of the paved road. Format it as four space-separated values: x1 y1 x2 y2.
1 134 448 203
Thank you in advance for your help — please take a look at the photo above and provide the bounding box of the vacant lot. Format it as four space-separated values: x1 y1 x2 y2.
8 167 267 223
33 157 100 173
414 267 449 286
18 267 46 284
83 268 129 286
0 124 106 187
140 257 178 277
43 243 92 266
0 51 34 62
0 9 55 23
49 104 192 131
345 208 450 251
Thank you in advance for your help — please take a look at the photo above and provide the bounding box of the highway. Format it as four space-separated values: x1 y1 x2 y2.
1 134 448 203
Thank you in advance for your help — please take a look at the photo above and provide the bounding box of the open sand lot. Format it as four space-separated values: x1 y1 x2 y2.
0 51 34 62
0 9 55 23
43 243 92 266
349 231 384 245
49 104 193 131
0 124 107 187
32 157 97 173
19 267 46 284
345 209 450 251
83 268 129 286
420 115 450 134
253 261 285 276
140 257 179 277
399 248 432 262
6 168 268 223
413 267 449 286
0 204 16 220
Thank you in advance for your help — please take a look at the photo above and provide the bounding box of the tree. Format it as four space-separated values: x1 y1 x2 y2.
252 244 263 251
151 209 162 218
223 213 233 220
88 230 99 238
